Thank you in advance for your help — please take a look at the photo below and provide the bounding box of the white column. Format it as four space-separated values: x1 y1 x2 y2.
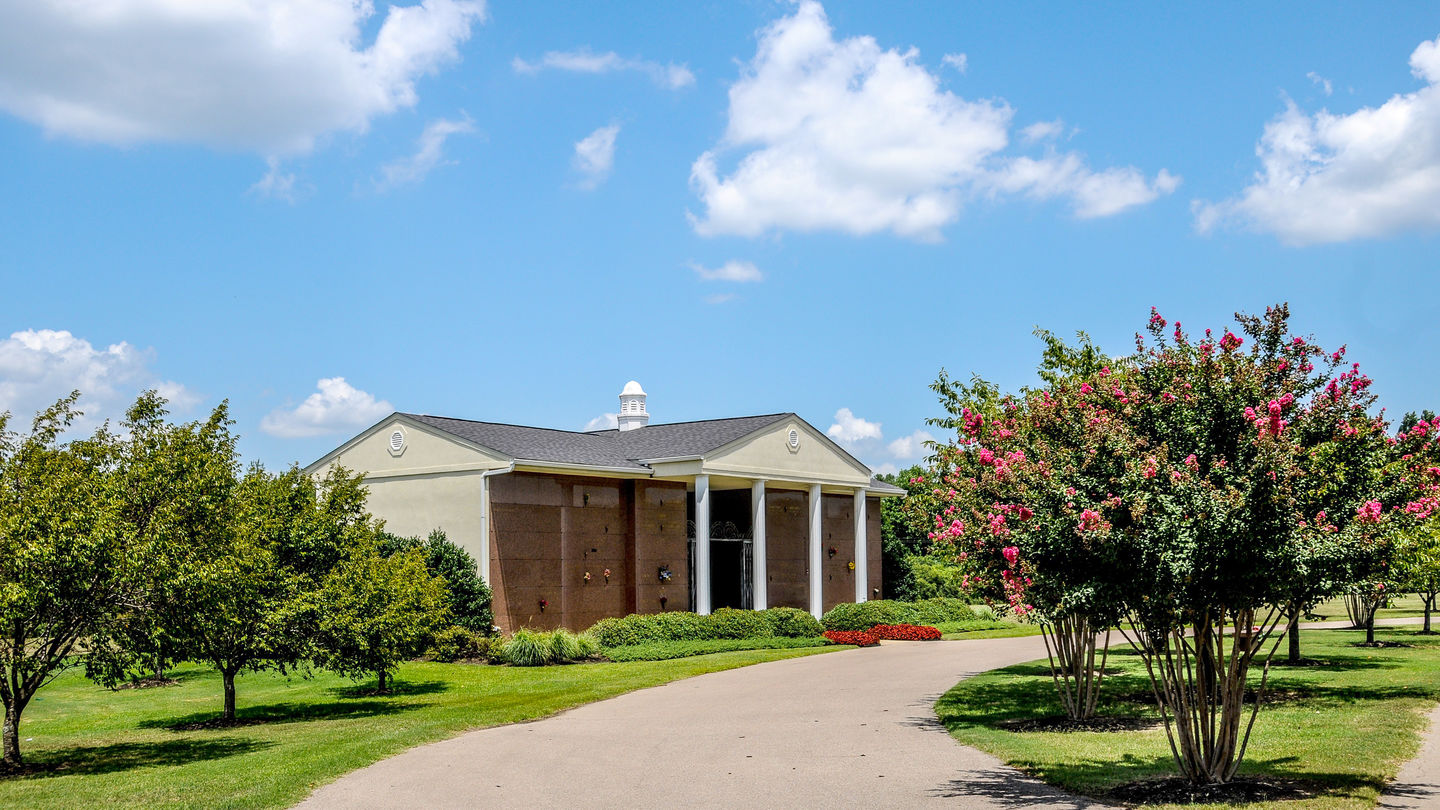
752 479 767 610
478 475 492 584
854 489 868 603
695 474 711 615
809 483 823 619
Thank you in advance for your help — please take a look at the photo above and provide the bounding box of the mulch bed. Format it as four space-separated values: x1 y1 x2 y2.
998 715 1160 733
1108 776 1318 805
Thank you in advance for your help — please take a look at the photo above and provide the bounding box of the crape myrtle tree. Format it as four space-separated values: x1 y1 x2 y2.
0 395 125 769
912 330 1127 720
1104 305 1394 784
1353 412 1440 641
1389 412 1440 634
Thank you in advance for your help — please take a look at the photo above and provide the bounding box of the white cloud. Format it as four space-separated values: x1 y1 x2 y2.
827 407 882 444
260 377 393 438
689 260 764 282
0 329 197 428
512 49 694 89
374 115 474 190
584 412 618 432
824 407 931 474
688 1 1175 240
1307 71 1334 96
1197 35 1440 245
886 429 934 460
0 0 485 155
942 53 968 73
991 154 1180 219
573 124 620 188
250 157 302 202
1020 120 1064 143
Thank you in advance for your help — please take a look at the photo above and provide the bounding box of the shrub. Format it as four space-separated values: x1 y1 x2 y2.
822 630 880 647
869 624 941 641
588 609 814 647
650 611 716 641
430 625 486 662
761 607 824 638
380 529 495 635
500 629 552 667
709 607 774 639
821 601 908 631
603 637 830 662
822 599 982 630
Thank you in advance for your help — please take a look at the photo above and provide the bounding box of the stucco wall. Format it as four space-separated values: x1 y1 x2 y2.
363 471 486 569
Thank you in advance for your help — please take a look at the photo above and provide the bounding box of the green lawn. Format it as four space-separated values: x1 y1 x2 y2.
1311 594 1434 624
936 619 1046 640
937 626 1439 809
0 646 839 809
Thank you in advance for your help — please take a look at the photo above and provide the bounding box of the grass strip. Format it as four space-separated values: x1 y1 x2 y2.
936 626 1440 810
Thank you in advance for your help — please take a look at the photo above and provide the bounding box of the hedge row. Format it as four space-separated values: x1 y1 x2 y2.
587 607 823 647
820 598 981 631
601 636 831 662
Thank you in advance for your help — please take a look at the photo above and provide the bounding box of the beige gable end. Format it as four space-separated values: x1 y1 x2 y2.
701 418 871 487
309 416 512 480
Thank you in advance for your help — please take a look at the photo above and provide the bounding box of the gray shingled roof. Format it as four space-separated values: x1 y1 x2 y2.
402 412 904 493
592 413 792 460
404 411 862 473
405 415 649 469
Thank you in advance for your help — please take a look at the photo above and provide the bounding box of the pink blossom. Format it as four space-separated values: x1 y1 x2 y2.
1356 500 1383 524
1184 453 1198 469
1002 546 1019 566
1077 509 1109 532
1079 382 1093 395
1219 331 1244 351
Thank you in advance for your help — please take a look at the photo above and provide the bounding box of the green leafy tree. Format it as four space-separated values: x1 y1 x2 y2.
877 466 928 600
0 395 126 769
310 545 451 691
98 392 238 686
379 529 494 634
166 464 378 721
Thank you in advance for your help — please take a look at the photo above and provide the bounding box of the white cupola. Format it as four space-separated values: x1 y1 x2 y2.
617 380 649 431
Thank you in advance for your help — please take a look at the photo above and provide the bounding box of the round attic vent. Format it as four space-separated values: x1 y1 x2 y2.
389 430 405 452
788 428 800 449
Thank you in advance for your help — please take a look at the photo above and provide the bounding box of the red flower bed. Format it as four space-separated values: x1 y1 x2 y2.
823 630 880 647
869 624 942 641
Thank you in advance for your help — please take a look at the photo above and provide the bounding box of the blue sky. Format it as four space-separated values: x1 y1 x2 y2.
1 1 1438 473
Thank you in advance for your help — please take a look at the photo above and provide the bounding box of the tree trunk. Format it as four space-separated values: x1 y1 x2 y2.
1286 603 1301 664
377 670 388 693
1425 590 1434 634
2 699 22 768
222 668 238 721
1366 607 1377 646
1038 613 1108 720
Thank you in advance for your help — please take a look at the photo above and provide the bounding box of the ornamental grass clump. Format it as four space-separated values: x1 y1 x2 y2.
499 629 551 667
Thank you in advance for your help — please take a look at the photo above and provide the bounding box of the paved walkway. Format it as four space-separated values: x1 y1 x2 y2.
298 634 1109 809
297 619 1436 809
